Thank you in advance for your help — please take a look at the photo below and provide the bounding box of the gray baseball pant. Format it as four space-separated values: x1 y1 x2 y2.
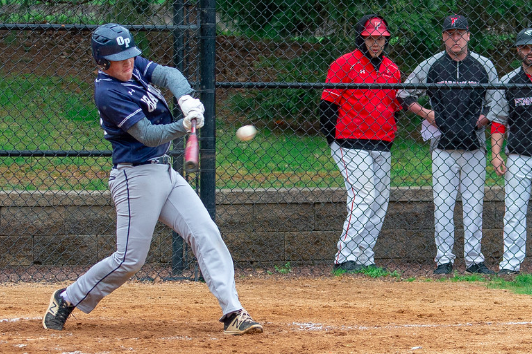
432 149 486 267
499 154 532 271
65 163 242 317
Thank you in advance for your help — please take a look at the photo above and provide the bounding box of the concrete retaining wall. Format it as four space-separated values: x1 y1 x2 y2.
0 187 520 267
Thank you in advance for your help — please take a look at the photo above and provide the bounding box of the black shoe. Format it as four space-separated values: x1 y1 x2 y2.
42 288 75 330
499 268 520 275
434 262 453 274
333 261 365 272
223 310 263 335
466 262 495 275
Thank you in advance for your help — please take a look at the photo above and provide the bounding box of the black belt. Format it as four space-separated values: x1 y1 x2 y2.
113 155 172 168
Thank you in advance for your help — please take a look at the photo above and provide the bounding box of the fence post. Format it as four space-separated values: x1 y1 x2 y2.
199 0 217 220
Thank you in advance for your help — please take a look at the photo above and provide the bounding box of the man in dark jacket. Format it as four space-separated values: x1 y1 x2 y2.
398 15 498 275
320 14 401 272
490 28 532 275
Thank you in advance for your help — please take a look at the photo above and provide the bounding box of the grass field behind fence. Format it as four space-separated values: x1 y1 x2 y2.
0 74 505 190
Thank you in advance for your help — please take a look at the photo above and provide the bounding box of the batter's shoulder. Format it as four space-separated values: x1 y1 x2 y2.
94 81 133 107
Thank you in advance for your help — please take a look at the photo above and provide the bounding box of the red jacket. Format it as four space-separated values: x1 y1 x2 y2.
321 49 401 143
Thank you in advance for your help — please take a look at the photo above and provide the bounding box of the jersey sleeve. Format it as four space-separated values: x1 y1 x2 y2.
487 71 512 125
97 88 146 132
491 121 506 134
397 52 443 107
321 58 347 104
482 57 500 117
392 63 402 112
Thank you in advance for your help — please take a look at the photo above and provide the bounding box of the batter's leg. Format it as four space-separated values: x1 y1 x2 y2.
66 165 171 313
158 168 242 316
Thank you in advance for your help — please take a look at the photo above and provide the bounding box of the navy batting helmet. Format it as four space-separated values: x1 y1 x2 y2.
516 28 532 46
91 23 142 70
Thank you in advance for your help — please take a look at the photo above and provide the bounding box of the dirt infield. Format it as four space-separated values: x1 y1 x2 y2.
1 276 532 353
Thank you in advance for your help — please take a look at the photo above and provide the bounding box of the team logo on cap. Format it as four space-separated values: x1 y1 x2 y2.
451 17 458 26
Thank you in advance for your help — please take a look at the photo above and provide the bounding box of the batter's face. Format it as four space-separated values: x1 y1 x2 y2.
104 57 135 82
443 29 470 57
517 45 532 67
364 35 386 58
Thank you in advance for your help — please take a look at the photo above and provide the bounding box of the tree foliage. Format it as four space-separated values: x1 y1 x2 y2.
218 0 532 128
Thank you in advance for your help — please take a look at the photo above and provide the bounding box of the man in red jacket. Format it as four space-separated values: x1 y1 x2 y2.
320 14 401 272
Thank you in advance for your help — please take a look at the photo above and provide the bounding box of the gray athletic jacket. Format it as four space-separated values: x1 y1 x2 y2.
489 67 532 157
398 51 499 152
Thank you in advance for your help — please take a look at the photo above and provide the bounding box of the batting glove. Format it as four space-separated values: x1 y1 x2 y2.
183 111 205 132
178 95 205 116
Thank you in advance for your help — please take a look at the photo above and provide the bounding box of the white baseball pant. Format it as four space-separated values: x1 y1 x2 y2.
499 154 532 271
65 163 242 316
330 142 391 266
432 149 486 267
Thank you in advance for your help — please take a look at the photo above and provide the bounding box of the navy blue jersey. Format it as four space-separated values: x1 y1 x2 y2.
95 56 174 165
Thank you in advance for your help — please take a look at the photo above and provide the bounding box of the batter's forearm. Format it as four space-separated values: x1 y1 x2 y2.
127 117 187 147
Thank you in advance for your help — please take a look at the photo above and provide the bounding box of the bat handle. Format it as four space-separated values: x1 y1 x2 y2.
190 118 197 134
184 118 199 173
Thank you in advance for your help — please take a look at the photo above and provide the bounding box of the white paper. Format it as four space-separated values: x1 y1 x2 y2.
421 120 441 141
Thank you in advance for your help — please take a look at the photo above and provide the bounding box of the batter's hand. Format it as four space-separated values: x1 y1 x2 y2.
491 155 507 176
183 111 204 132
178 95 205 117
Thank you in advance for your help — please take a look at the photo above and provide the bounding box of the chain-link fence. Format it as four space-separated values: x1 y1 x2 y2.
1 0 532 281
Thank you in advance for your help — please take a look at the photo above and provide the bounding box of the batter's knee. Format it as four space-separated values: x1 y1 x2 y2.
111 253 146 276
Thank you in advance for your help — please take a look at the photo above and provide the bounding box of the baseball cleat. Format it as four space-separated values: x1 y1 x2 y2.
465 262 495 275
223 310 263 335
433 262 453 275
43 288 75 330
498 269 520 275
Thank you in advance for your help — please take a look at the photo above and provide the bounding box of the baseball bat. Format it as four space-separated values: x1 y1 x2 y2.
184 118 199 173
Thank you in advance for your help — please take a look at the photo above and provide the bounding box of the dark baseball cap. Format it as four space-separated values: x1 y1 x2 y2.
442 15 469 32
516 28 532 46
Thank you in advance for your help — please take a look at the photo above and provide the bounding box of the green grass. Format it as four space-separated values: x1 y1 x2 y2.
333 270 532 297
0 74 110 190
273 262 292 274
0 73 507 191
489 274 532 295
332 266 401 279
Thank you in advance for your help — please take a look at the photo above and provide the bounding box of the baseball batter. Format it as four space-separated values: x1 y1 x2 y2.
320 15 401 272
42 23 263 335
490 28 532 275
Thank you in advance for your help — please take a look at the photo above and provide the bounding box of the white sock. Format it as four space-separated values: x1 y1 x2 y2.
60 290 72 305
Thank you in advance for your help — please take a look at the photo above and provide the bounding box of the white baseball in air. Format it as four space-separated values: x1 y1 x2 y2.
236 125 257 141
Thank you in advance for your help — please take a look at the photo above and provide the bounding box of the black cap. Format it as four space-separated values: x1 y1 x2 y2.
516 28 532 46
442 15 469 32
